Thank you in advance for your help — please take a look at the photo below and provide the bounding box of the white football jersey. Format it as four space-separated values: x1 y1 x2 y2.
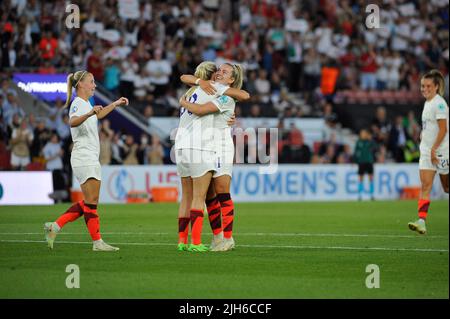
212 95 236 154
420 94 449 155
175 83 228 151
69 97 100 167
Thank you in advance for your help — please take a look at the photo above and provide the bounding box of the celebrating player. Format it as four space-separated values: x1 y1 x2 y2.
175 62 248 252
408 69 449 235
44 70 129 251
179 63 246 251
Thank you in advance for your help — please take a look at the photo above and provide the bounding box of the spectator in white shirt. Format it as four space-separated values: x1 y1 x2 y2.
43 133 63 171
255 69 271 103
145 48 172 97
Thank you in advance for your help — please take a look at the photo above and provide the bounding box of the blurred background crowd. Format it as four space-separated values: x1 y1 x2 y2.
0 0 449 195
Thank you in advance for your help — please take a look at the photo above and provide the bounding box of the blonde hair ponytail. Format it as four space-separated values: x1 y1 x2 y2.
64 73 75 109
423 69 446 97
63 70 89 109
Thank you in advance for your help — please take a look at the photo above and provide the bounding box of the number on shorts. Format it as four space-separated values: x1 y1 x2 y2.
438 158 449 170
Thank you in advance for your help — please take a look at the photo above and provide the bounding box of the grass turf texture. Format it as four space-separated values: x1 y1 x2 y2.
0 201 448 298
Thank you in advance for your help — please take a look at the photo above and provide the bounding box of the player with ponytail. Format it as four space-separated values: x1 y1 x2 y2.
44 70 129 251
408 69 449 235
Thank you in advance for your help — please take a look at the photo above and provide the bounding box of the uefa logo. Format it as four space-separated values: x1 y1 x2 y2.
107 169 135 201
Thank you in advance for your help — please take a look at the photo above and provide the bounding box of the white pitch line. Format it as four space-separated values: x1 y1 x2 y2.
0 232 447 239
0 239 448 253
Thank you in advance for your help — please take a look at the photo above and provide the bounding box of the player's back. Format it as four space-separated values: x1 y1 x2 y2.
175 83 228 151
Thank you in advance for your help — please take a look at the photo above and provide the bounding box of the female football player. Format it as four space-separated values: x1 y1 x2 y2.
179 63 246 251
44 70 129 251
175 62 249 251
408 69 449 235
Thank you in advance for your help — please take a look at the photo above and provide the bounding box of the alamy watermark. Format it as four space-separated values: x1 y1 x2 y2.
365 4 380 29
170 126 279 174
65 264 80 289
65 4 80 29
365 264 380 289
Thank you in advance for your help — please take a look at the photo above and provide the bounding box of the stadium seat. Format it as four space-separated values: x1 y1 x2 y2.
393 90 410 104
0 150 11 170
26 162 45 171
354 90 370 104
380 90 396 104
345 90 357 104
368 90 383 104
410 90 424 104
333 91 346 104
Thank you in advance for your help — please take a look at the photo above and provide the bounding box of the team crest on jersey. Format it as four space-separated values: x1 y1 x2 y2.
438 103 445 111
71 105 78 113
218 95 229 104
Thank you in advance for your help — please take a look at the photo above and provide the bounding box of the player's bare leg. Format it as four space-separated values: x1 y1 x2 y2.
408 170 436 235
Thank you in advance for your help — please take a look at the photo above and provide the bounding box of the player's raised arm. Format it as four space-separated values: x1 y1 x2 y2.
180 74 216 95
96 97 129 119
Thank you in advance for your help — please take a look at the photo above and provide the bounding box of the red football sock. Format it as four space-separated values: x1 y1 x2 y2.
206 197 222 235
83 202 101 241
418 199 430 220
217 193 234 239
190 209 204 245
55 201 84 229
178 217 190 244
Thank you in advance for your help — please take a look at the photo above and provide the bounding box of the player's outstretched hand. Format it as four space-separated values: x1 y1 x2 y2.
115 97 129 107
199 79 216 95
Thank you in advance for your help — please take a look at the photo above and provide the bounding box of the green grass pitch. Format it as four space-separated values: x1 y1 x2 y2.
0 200 448 298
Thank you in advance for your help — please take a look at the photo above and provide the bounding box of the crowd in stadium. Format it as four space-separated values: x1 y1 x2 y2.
0 0 449 179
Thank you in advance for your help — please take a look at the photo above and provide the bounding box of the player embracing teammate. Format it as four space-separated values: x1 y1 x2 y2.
175 62 248 252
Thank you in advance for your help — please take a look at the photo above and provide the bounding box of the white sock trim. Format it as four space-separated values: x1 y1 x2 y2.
52 222 61 232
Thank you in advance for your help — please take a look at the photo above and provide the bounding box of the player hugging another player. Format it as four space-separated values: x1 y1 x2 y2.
175 62 249 252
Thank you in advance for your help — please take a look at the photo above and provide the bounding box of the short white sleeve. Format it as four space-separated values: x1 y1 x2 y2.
69 98 89 118
212 95 235 113
434 99 448 120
